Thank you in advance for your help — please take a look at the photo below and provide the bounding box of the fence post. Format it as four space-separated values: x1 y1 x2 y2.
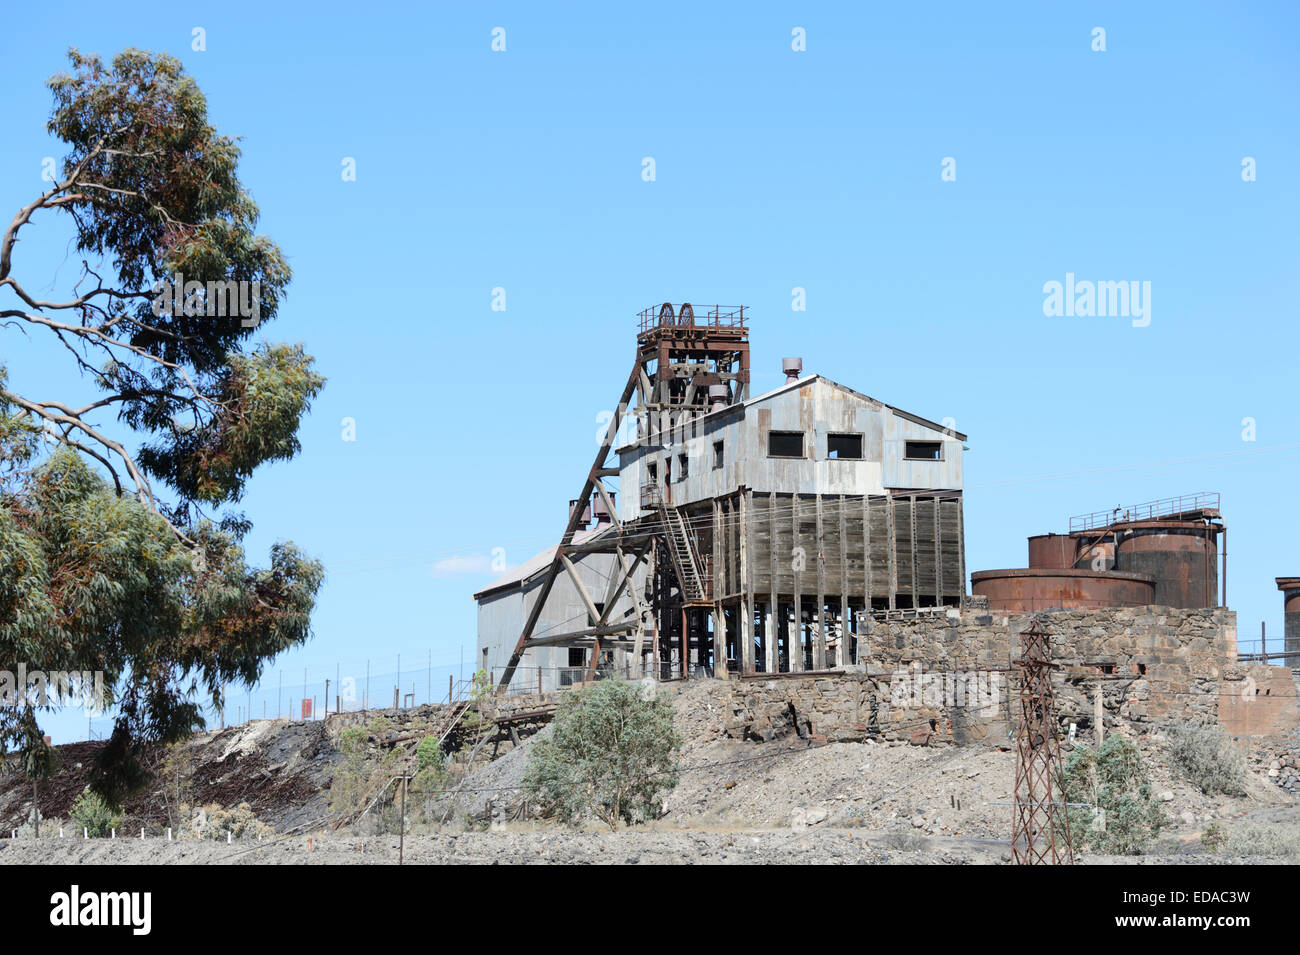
399 775 408 866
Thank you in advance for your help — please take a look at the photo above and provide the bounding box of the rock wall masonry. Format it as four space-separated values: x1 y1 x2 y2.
698 605 1296 747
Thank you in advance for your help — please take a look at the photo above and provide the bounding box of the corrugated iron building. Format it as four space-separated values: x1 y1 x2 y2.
477 310 966 688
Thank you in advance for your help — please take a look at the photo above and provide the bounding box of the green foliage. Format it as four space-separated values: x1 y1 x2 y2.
1062 735 1168 855
523 680 681 829
70 788 120 836
1168 726 1246 796
0 441 323 806
412 734 449 799
45 48 289 359
0 49 325 805
330 721 401 826
1201 822 1227 854
416 735 445 773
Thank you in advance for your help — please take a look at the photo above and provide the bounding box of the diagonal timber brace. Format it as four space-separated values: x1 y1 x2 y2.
495 361 641 692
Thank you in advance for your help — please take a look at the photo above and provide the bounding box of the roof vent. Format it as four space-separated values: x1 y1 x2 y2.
708 384 730 410
568 498 592 527
592 492 616 526
782 357 803 383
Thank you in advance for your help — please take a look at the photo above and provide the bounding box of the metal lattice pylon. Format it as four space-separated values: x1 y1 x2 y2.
1011 619 1074 865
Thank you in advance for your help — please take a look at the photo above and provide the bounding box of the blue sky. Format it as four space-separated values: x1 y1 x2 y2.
2 2 1297 740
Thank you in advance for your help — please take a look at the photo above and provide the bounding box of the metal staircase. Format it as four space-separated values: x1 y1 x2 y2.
657 502 710 605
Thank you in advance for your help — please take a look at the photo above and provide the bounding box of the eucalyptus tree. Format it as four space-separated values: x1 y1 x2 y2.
0 49 325 803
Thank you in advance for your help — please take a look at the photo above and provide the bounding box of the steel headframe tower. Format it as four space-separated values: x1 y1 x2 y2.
494 303 750 692
1011 617 1074 865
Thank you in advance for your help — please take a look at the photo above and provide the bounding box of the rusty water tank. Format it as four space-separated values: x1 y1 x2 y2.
1071 534 1117 572
1113 522 1218 608
971 568 1155 613
1028 534 1075 569
1278 578 1300 661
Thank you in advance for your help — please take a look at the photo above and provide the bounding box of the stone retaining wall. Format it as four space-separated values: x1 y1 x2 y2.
700 606 1298 746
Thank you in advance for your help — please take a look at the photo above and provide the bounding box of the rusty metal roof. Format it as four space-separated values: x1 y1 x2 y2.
472 524 617 601
615 373 967 452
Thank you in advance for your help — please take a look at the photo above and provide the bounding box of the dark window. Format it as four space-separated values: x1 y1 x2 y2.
664 458 672 483
904 440 943 461
828 433 863 459
678 452 689 480
713 441 724 469
768 431 804 458
647 462 658 483
568 647 587 667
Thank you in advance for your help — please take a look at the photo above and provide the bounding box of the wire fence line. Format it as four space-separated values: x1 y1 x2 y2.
83 659 480 741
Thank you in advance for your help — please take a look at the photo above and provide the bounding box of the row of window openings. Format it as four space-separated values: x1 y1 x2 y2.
771 433 943 461
649 436 942 482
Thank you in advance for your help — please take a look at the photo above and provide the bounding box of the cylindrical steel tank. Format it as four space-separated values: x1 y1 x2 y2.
1071 534 1116 572
1113 522 1218 608
1027 534 1075 569
971 568 1155 613
1278 578 1300 661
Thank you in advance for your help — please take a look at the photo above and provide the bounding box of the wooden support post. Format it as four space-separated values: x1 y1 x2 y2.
712 604 726 680
957 495 966 598
399 775 407 865
909 494 919 607
839 494 850 666
864 494 873 612
934 496 942 605
887 495 897 610
778 602 789 673
681 607 689 678
764 602 776 674
792 496 803 672
814 494 827 670
769 493 778 673
740 490 754 675
1095 689 1104 744
713 499 726 678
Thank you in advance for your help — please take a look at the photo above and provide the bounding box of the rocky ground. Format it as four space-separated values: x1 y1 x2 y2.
2 677 1297 864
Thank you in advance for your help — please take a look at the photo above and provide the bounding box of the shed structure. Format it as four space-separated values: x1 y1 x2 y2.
484 303 967 690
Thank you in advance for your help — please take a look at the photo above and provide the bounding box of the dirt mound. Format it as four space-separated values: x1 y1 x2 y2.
0 718 339 834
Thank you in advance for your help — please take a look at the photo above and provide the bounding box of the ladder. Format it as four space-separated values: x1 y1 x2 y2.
430 698 471 747
657 502 710 605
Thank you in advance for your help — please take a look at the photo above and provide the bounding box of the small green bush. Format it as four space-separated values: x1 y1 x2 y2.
523 679 681 829
1062 735 1168 855
69 789 120 836
1168 726 1246 796
412 734 449 802
416 735 445 773
1201 822 1228 854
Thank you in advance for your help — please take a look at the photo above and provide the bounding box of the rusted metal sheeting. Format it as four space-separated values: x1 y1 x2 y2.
1278 577 1300 661
1027 534 1075 570
1113 521 1218 609
970 567 1155 612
